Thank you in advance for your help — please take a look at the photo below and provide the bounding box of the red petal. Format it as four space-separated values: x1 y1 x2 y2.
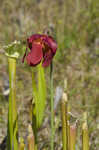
47 36 57 53
42 50 54 67
43 35 57 54
26 43 43 65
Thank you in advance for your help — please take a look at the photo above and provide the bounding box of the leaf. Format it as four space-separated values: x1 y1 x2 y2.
32 64 46 128
37 64 46 127
7 57 18 150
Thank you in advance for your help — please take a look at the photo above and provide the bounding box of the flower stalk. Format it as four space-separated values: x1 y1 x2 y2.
50 62 54 150
31 71 38 150
7 57 18 150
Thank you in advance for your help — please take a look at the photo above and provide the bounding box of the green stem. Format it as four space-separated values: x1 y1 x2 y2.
7 57 18 150
50 62 54 150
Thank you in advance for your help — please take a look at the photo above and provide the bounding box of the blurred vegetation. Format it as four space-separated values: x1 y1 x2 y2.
0 0 99 149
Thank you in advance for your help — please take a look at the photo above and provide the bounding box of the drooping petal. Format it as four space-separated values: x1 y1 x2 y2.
42 50 54 67
26 52 33 65
26 43 43 66
43 35 57 54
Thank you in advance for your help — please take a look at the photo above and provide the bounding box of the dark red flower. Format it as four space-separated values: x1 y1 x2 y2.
22 34 57 67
